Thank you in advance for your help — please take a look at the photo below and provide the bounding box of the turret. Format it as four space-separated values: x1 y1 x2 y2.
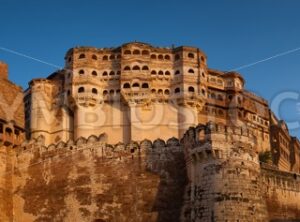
183 122 269 221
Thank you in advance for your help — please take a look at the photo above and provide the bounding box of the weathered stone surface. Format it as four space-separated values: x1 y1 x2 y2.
1 139 187 222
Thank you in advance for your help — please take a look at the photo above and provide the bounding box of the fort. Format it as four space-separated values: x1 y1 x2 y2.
0 42 299 221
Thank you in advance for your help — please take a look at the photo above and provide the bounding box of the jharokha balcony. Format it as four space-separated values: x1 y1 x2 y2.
0 127 24 146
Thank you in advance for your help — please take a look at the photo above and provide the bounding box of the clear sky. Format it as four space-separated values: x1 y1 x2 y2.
1 0 300 136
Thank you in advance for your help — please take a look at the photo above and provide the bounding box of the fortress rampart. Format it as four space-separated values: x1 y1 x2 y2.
182 123 300 222
0 42 300 221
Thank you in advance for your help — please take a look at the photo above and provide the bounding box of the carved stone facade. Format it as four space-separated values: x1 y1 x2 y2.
24 42 271 153
0 42 300 221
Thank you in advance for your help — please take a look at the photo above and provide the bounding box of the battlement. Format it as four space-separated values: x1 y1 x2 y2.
16 134 183 162
261 164 300 192
183 122 257 145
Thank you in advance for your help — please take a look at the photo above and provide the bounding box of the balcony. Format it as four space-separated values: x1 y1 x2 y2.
206 98 226 107
75 93 102 106
0 132 24 146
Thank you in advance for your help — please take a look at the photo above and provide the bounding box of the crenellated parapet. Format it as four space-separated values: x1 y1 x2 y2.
182 122 268 221
15 135 184 170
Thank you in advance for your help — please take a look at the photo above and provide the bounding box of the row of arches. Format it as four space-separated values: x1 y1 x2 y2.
78 87 98 94
151 70 171 75
76 52 205 62
209 77 224 86
124 49 150 55
150 54 171 60
76 85 203 97
204 106 225 117
77 68 196 76
123 65 149 71
122 84 198 94
123 82 149 89
151 89 170 95
77 87 121 96
174 86 196 94
78 53 121 61
208 92 224 101
78 69 121 76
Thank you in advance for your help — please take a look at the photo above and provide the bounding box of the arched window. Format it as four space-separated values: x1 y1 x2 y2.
217 95 223 101
124 66 131 71
79 69 84 75
92 71 98 76
117 71 121 75
142 66 149 70
78 87 84 93
158 89 163 94
158 54 163 60
175 54 180 60
5 128 12 135
175 88 180 93
165 71 170 75
151 89 156 94
142 83 149 88
109 89 114 95
123 83 130 88
132 65 140 70
133 49 140 55
150 54 157 59
202 72 205 78
142 50 149 55
116 89 120 93
164 89 170 95
103 55 108 60
109 55 115 60
201 89 206 95
188 53 194 59
78 54 85 59
124 50 131 55
158 70 163 75
92 54 97 60
103 90 108 96
165 55 170 60
92 88 98 94
188 69 195 74
175 70 180 75
109 71 115 75
132 82 140 88
201 56 205 62
188 86 195 92
103 71 108 76
151 70 157 75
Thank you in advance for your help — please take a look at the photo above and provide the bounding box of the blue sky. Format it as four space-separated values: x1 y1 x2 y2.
1 0 300 136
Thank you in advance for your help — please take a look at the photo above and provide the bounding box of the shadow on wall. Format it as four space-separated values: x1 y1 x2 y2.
14 136 189 222
143 138 189 222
